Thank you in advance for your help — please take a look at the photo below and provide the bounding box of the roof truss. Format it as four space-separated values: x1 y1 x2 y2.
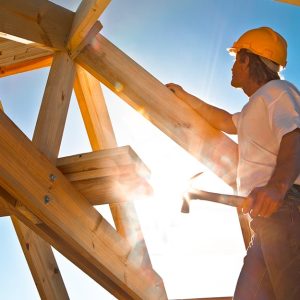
0 0 256 298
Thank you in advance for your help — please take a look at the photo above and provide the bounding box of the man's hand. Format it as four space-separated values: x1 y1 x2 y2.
238 185 286 218
165 83 187 99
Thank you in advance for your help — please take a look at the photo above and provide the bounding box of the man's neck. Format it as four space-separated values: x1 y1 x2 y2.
242 80 267 97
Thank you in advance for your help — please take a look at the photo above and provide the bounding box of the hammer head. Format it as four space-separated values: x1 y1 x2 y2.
181 172 203 214
181 192 190 213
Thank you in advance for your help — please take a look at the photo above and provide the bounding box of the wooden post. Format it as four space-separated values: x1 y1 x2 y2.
11 51 75 300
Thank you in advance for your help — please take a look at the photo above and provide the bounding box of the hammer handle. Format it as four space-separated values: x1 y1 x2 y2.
189 189 245 207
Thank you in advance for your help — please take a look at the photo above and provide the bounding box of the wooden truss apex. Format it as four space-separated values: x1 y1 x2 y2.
0 0 111 59
66 0 111 58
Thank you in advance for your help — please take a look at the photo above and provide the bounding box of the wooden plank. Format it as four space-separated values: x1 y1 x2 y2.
0 41 51 63
0 55 52 78
57 146 148 175
57 147 153 205
0 38 53 77
0 0 74 50
0 110 166 300
10 51 75 300
0 39 53 68
0 34 33 46
67 176 152 205
66 0 109 58
76 34 238 187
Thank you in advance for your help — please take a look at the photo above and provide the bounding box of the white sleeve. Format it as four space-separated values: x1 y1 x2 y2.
232 112 240 129
268 90 300 142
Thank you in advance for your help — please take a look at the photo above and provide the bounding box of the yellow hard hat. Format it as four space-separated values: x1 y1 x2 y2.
228 27 287 67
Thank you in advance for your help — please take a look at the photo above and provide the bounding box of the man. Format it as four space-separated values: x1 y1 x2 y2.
166 27 300 299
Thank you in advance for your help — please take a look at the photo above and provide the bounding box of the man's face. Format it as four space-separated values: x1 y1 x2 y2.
231 53 248 88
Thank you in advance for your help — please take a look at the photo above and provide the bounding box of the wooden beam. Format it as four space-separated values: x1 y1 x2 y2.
0 110 166 300
0 39 53 67
74 64 117 149
66 0 110 58
33 51 75 162
76 34 238 186
0 38 53 77
12 216 69 300
0 198 10 217
76 34 252 248
11 51 75 300
57 147 152 205
0 185 127 299
73 65 161 271
0 0 74 50
0 102 62 298
0 210 9 217
0 55 52 78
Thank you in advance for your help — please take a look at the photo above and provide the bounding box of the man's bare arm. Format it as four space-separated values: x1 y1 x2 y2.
166 83 237 134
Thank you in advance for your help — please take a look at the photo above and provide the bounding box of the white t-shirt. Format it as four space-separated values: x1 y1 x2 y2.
232 80 300 196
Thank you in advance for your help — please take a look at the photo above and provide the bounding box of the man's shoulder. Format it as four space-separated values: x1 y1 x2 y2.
255 80 300 103
262 79 299 94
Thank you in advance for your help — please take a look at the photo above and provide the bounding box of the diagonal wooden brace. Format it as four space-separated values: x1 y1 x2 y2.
0 110 166 300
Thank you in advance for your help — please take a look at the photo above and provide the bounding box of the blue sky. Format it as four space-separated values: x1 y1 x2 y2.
1 0 300 299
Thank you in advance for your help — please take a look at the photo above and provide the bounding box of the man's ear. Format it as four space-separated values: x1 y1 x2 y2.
241 55 250 70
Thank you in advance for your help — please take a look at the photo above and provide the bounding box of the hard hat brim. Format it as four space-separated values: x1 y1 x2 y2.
227 47 237 56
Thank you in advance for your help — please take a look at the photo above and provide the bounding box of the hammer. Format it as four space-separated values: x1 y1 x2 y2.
181 172 245 213
181 189 245 213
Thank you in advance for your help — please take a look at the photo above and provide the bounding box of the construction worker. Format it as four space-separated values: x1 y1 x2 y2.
166 27 300 299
